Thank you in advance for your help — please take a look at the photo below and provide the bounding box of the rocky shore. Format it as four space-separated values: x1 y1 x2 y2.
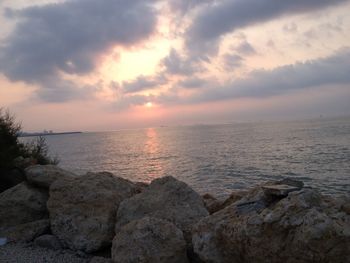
0 165 349 263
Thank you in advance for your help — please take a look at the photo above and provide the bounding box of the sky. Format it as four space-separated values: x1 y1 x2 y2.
0 0 350 132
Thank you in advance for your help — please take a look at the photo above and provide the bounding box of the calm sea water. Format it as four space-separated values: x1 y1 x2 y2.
22 117 350 197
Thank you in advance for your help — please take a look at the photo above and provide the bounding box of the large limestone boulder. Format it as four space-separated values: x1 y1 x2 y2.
0 219 50 242
192 186 350 263
115 176 209 241
0 182 48 228
112 217 189 263
47 172 138 252
25 165 76 188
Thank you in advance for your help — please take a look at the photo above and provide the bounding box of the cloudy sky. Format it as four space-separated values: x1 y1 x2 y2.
1 0 350 131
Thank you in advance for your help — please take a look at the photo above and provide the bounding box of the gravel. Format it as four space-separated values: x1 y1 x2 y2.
0 243 99 263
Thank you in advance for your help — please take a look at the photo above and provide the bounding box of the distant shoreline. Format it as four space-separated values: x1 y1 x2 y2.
19 132 82 137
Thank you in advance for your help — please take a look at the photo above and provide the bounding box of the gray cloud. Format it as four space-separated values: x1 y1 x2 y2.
177 77 207 89
0 0 157 101
235 41 257 55
168 0 213 14
186 0 348 48
34 77 99 103
190 48 350 103
223 54 244 70
117 48 350 109
122 75 167 94
161 48 198 76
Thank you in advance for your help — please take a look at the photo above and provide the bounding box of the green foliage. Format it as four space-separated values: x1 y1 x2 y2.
25 136 59 165
0 108 58 172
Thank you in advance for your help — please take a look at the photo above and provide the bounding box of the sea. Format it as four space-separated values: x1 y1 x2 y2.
21 116 350 198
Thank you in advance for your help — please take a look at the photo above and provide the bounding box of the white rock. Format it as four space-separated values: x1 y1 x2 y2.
0 182 48 228
47 172 138 252
25 165 76 188
112 217 189 263
192 187 350 263
115 176 208 242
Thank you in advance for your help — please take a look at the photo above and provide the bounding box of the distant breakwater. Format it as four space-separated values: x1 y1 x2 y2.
19 131 82 137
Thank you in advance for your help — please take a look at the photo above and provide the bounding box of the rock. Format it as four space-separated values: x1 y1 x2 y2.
276 178 304 188
0 238 7 246
0 182 48 228
342 203 350 215
192 187 350 263
0 219 50 242
202 194 223 214
115 176 209 242
25 165 76 188
261 178 304 198
34 234 62 250
47 172 138 252
262 184 300 197
89 256 113 263
220 190 248 210
135 181 149 193
112 217 189 263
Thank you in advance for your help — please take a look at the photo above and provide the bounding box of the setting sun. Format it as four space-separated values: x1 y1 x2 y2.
145 102 153 108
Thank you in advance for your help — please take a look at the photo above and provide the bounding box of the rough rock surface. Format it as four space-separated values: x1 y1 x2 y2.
192 185 350 263
0 219 50 242
202 190 249 215
262 184 300 197
25 164 76 188
202 194 224 214
218 190 248 211
115 176 208 241
34 234 63 250
135 181 149 193
0 182 48 228
112 217 189 263
47 172 138 252
89 256 113 263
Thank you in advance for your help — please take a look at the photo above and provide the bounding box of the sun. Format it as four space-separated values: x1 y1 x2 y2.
145 102 153 108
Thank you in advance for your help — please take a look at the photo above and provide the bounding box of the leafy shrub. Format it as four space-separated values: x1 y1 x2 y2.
0 108 58 172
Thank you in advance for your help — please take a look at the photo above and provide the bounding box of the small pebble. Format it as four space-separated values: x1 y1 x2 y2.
0 238 7 246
